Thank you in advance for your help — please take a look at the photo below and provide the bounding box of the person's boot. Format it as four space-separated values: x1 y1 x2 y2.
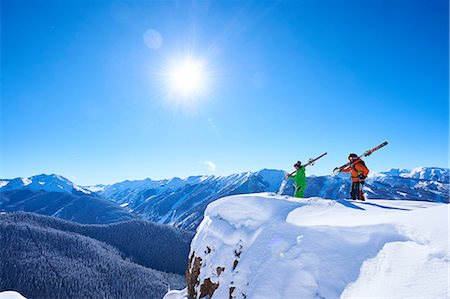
358 191 366 201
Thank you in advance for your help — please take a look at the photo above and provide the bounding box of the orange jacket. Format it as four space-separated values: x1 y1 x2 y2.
341 159 369 182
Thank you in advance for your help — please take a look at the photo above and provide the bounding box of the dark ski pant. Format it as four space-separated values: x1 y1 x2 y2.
350 181 365 201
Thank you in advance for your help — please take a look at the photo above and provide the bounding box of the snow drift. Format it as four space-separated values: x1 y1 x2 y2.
165 193 449 299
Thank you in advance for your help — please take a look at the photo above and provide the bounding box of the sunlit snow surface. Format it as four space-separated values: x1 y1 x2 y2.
0 291 26 299
165 193 449 299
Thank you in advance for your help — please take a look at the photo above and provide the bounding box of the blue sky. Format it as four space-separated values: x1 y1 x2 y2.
1 0 448 185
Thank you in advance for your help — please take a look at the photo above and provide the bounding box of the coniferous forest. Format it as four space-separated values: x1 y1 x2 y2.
0 212 193 299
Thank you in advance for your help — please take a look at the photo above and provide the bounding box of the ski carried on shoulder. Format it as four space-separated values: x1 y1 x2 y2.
288 152 327 176
333 141 388 174
303 152 328 167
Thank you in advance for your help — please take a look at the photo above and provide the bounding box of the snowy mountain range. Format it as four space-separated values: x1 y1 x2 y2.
1 167 448 230
164 194 449 299
94 167 449 230
0 174 135 224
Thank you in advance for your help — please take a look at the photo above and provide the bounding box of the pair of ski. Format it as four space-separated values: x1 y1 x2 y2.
289 141 388 176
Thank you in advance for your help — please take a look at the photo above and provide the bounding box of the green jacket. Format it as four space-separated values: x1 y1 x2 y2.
288 166 306 186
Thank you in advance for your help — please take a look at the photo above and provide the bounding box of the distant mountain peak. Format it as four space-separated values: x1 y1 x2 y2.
0 180 10 188
0 173 91 195
20 177 32 186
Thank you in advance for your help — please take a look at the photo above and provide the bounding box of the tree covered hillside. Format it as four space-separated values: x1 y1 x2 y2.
0 212 193 299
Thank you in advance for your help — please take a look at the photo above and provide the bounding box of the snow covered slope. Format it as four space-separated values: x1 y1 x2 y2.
97 167 448 230
0 189 136 224
165 193 448 299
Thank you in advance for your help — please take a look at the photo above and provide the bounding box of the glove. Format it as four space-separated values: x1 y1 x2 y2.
358 174 366 181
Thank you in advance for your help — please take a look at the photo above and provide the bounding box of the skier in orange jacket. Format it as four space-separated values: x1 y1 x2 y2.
338 153 369 201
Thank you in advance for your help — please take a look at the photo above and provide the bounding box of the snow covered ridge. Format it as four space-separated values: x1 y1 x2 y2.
165 193 449 299
98 167 448 230
0 174 91 195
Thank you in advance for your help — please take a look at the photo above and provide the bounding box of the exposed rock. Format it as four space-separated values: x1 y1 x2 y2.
186 251 223 298
232 260 239 271
186 243 243 298
229 286 235 299
234 245 242 258
200 278 219 298
186 252 202 298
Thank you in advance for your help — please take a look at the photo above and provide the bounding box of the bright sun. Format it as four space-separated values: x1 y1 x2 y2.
153 51 215 110
169 58 206 97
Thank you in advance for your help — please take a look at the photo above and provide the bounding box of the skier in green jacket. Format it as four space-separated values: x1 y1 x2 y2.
287 161 306 198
